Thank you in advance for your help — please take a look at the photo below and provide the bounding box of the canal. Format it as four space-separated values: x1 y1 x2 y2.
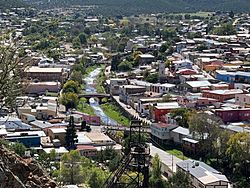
83 68 118 126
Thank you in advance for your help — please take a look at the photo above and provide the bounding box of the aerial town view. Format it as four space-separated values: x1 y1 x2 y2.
0 0 250 188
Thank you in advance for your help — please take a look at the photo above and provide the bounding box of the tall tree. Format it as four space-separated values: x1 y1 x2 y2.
65 116 78 150
226 132 250 186
60 150 82 185
63 80 79 94
60 92 78 110
78 32 87 45
170 108 191 128
188 112 222 160
88 167 108 188
149 154 166 188
0 46 24 112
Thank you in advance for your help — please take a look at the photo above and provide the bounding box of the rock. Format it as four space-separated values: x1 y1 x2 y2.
0 145 56 188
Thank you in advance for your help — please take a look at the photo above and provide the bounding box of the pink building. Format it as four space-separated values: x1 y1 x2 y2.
235 94 250 107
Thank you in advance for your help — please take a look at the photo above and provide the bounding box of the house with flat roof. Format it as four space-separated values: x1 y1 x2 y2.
109 78 128 95
138 54 155 64
85 132 115 146
235 93 250 107
202 89 244 102
176 159 230 188
119 85 147 104
214 108 250 123
5 131 45 147
0 116 31 130
215 70 250 84
180 80 212 92
24 66 67 83
150 102 180 123
150 123 178 146
48 128 66 145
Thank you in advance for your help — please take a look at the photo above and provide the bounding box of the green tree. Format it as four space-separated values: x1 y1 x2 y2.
159 43 169 53
149 154 166 188
226 132 250 185
212 23 236 35
145 73 159 83
78 32 87 45
196 43 208 52
162 28 177 41
0 47 23 111
60 150 82 184
118 60 132 71
70 70 83 85
60 92 79 110
170 108 190 128
63 80 79 93
163 93 172 102
132 51 142 67
89 167 108 188
166 170 192 188
188 112 222 160
123 133 147 154
72 37 81 49
65 116 78 150
9 142 27 156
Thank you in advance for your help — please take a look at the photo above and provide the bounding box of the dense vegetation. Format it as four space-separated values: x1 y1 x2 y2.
26 0 250 15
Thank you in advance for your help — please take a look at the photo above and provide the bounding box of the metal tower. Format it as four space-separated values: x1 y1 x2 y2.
104 121 150 188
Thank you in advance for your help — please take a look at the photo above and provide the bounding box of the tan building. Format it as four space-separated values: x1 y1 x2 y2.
85 132 115 146
48 128 66 145
24 66 67 83
25 81 61 94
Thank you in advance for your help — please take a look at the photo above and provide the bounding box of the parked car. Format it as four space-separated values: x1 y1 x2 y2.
126 105 131 109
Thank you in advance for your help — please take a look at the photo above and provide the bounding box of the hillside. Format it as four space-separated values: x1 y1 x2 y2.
0 145 56 187
27 0 250 15
0 0 26 10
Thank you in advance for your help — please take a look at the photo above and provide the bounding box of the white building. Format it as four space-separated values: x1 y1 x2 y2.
109 78 128 95
176 159 230 188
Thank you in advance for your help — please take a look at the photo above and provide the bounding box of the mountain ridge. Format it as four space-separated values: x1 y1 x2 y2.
3 0 250 15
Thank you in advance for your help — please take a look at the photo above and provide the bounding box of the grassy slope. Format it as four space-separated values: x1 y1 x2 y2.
100 103 130 126
77 98 96 115
166 149 189 160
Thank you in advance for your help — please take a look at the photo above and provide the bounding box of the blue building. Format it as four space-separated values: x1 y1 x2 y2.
215 70 250 84
6 133 41 147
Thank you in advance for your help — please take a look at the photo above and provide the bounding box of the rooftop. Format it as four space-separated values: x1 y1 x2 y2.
26 66 63 73
85 132 113 142
49 128 66 134
172 126 190 136
203 89 243 95
177 159 229 185
153 102 180 110
186 81 211 88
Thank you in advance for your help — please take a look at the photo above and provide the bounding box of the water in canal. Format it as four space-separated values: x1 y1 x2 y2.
84 68 118 126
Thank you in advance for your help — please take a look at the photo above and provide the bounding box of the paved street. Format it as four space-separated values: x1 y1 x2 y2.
150 144 183 173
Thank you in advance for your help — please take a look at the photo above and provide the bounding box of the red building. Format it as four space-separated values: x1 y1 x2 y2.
202 89 243 102
150 102 180 123
215 108 250 123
